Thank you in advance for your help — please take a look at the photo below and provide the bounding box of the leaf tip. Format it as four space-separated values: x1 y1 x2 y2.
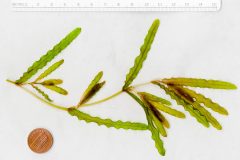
153 19 160 26
223 111 229 116
101 80 106 85
220 108 229 116
216 125 223 130
231 84 238 89
63 90 68 95
74 27 81 34
60 59 64 63
99 71 103 76
180 113 186 119
159 148 166 156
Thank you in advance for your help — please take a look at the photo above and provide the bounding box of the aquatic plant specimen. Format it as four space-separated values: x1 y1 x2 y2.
7 19 237 156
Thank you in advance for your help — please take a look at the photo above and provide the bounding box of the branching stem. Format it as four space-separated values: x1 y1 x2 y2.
81 90 123 107
80 82 150 107
132 82 151 88
7 79 151 110
6 79 68 111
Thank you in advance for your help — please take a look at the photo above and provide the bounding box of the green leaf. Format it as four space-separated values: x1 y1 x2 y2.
173 86 222 130
126 91 166 156
140 94 167 136
184 104 209 127
44 85 68 95
81 81 105 105
41 79 63 85
68 107 148 131
122 19 160 90
180 87 228 115
149 105 170 128
148 101 185 118
35 59 64 82
31 85 52 102
15 28 81 84
192 102 222 130
142 100 167 137
161 78 237 89
138 92 171 105
78 71 104 105
153 82 209 128
150 111 167 137
167 85 212 128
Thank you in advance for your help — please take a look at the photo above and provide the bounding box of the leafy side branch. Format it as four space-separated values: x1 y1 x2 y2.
7 19 237 157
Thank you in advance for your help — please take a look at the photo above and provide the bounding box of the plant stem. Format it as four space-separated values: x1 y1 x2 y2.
6 79 16 84
132 82 151 88
78 82 150 108
7 79 151 109
6 79 68 111
80 90 123 107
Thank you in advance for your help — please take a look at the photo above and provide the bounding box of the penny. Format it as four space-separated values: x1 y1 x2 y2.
27 128 53 153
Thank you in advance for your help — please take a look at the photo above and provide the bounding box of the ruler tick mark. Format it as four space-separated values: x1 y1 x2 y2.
11 0 222 12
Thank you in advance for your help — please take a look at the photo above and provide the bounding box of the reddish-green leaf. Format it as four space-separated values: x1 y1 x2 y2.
161 78 237 89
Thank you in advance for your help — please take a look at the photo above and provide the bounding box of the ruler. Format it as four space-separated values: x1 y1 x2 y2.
11 0 222 12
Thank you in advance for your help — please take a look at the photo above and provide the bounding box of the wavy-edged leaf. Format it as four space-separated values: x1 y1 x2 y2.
126 91 165 156
15 28 81 84
161 78 237 89
78 71 104 105
122 19 160 90
184 104 209 127
181 87 228 115
150 111 167 137
44 85 68 95
148 101 185 118
139 92 171 105
153 82 209 128
149 105 170 128
41 79 63 85
35 59 64 82
68 107 148 130
173 86 222 130
192 102 222 130
167 85 212 128
31 85 52 102
140 95 167 136
83 81 105 104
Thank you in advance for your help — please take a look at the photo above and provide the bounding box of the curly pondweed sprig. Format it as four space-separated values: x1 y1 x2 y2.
7 19 237 157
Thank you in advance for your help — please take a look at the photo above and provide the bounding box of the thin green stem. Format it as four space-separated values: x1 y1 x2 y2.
131 82 151 88
79 82 150 108
80 90 123 107
7 79 151 109
6 79 16 84
6 79 68 111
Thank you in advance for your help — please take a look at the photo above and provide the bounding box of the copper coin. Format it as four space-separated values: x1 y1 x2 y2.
27 128 53 153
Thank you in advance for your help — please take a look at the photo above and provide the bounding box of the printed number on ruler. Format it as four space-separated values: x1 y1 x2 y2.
11 0 222 11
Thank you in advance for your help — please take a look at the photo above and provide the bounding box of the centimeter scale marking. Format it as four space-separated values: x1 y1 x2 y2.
11 0 221 12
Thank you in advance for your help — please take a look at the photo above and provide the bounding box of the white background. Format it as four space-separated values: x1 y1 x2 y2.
1 0 240 160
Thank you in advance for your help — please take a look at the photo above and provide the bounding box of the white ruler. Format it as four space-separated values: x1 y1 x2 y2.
11 0 222 12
